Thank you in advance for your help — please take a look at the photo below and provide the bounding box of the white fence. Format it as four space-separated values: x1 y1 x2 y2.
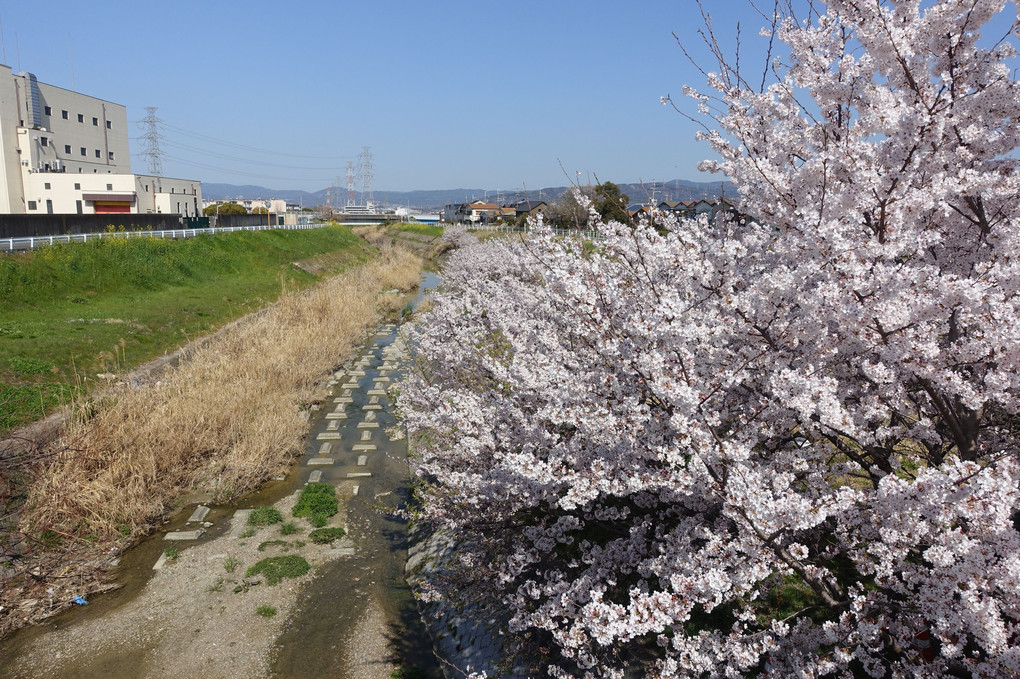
1 223 326 252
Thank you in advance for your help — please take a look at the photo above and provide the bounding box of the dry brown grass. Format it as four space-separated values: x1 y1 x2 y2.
22 246 422 538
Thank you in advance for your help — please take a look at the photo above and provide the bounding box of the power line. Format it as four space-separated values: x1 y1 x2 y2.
158 139 343 171
149 121 347 160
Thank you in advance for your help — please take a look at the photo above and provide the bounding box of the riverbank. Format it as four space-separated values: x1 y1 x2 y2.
0 245 423 639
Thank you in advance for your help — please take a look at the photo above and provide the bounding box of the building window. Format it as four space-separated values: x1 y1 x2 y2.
108 152 115 160
74 183 80 190
95 149 101 158
106 183 113 191
44 182 51 189
27 201 36 210
92 117 98 126
40 137 48 147
80 147 86 156
44 106 51 116
106 120 112 129
77 114 84 123
62 110 68 119
64 144 71 154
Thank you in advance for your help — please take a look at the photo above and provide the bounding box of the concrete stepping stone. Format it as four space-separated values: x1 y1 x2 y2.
364 411 377 422
334 397 353 404
327 420 340 431
318 442 332 455
317 432 341 440
362 404 381 411
347 472 372 478
308 458 335 466
361 430 372 441
357 421 380 429
342 389 353 397
367 389 386 396
352 485 360 496
357 455 368 466
307 470 323 484
352 444 377 452
369 395 380 404
341 382 360 390
326 412 348 420
348 369 366 377
187 505 210 523
165 527 205 541
229 510 253 537
374 377 391 384
153 552 169 570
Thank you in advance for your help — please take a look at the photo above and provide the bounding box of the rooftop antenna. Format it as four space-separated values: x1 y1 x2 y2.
139 107 165 177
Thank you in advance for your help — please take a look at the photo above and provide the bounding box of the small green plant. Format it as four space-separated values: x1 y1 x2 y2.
208 578 225 593
280 522 298 535
223 556 239 573
294 540 306 548
246 555 311 586
258 539 289 552
164 546 180 561
9 356 54 375
292 483 338 520
391 667 429 679
256 605 277 618
308 527 345 544
247 506 283 526
240 528 255 538
309 513 328 527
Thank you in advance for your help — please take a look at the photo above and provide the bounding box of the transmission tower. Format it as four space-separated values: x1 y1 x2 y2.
345 161 356 207
139 107 165 177
357 146 374 207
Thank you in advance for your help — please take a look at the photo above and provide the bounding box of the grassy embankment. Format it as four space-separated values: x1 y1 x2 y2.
0 226 370 434
1 227 423 635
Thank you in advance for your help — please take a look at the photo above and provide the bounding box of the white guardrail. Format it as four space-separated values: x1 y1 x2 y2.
1 223 325 252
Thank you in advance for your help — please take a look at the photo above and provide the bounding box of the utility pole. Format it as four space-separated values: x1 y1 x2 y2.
139 107 165 177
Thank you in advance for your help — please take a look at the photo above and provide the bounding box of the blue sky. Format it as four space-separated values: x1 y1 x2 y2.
2 1 774 192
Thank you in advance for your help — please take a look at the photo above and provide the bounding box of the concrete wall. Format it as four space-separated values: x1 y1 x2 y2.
0 213 194 238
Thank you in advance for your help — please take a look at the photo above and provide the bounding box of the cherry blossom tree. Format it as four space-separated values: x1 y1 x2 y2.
402 2 1020 677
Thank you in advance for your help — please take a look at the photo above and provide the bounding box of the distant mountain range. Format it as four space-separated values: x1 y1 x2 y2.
201 179 735 211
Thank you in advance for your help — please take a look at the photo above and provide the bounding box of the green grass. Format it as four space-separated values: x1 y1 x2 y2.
280 522 298 535
395 223 444 238
0 226 371 434
246 555 311 585
247 506 283 527
256 605 277 618
308 527 345 544
292 483 338 520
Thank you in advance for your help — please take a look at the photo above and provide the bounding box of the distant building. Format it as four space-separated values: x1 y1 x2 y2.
0 65 201 215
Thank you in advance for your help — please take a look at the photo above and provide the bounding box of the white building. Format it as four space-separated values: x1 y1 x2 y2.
0 65 201 215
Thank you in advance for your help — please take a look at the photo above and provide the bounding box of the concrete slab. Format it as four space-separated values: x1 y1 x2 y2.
342 389 353 397
361 430 372 441
316 432 341 441
334 397 354 404
229 510 253 538
341 382 360 390
348 369 366 377
364 411 377 422
153 552 168 570
318 442 332 455
307 470 323 484
352 485 360 496
357 455 368 466
326 412 348 420
367 389 387 396
347 472 373 478
165 528 205 541
308 458 335 466
374 377 391 384
187 505 210 523
362 404 382 411
369 395 380 404
357 422 380 429
352 444 377 452
327 420 340 431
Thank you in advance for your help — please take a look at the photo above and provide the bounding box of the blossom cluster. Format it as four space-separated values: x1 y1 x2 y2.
401 2 1020 676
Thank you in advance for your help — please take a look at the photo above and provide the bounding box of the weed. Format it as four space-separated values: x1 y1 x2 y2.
223 556 239 573
292 483 337 520
246 555 311 586
391 667 430 679
257 539 289 552
164 546 181 561
280 522 298 535
294 540 306 548
308 527 345 544
240 529 255 538
9 356 54 375
248 506 283 526
256 605 277 618
309 513 328 528
208 578 225 593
